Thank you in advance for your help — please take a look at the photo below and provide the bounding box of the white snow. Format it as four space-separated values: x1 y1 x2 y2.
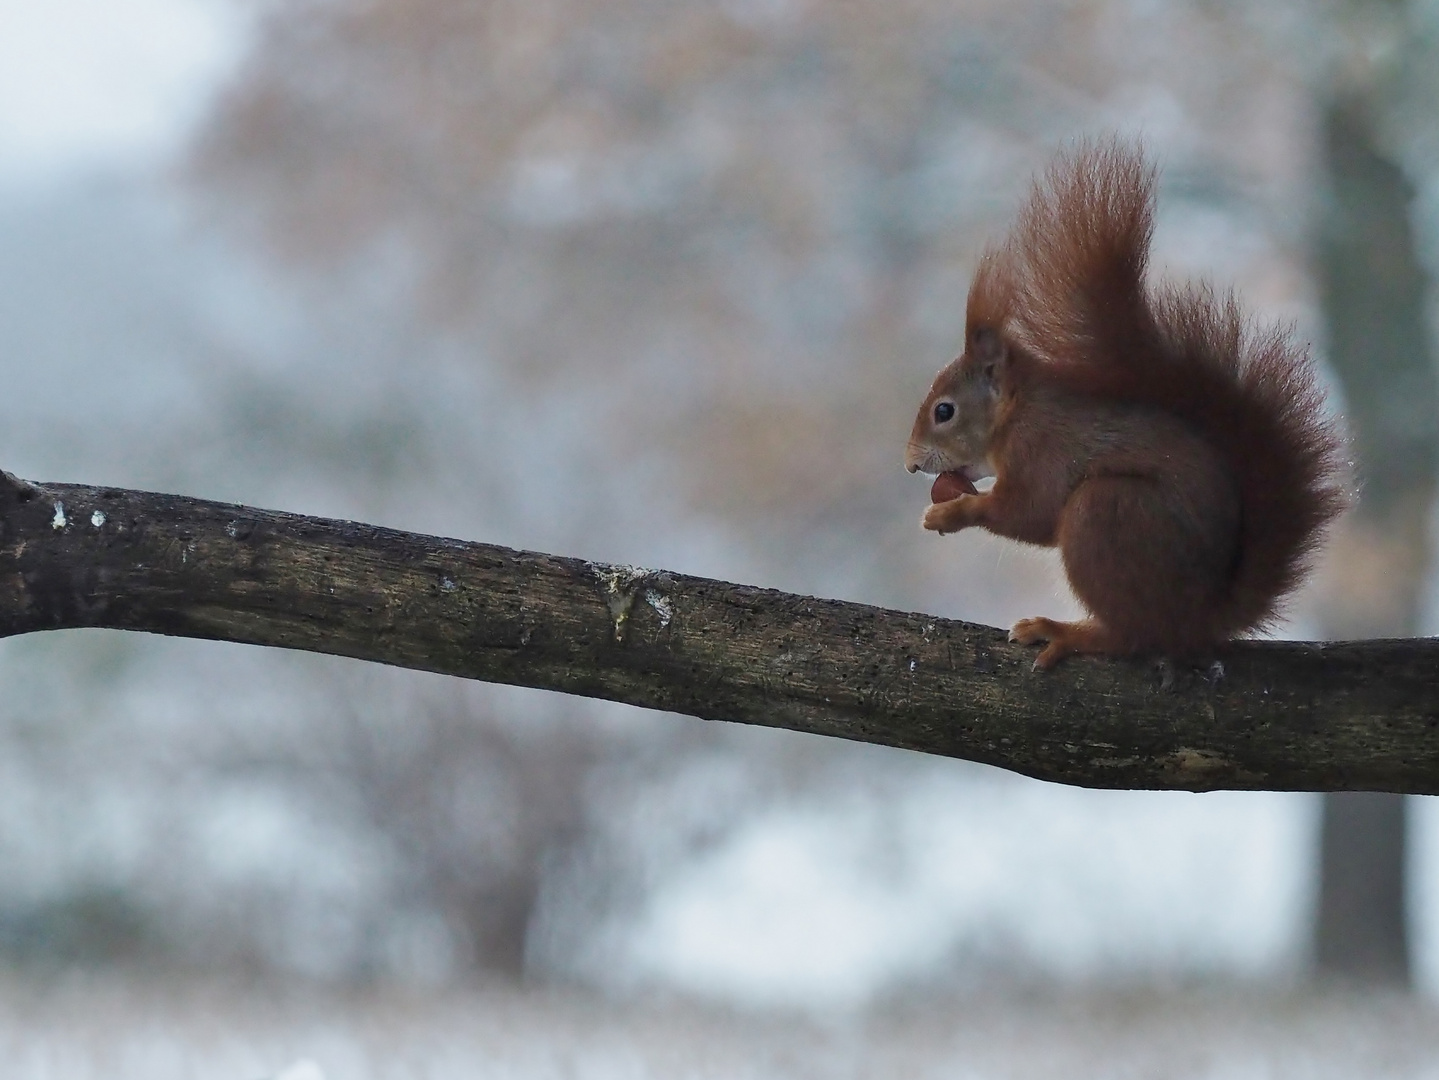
620 776 1314 1010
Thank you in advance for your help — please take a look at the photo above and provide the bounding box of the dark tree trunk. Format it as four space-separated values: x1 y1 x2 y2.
1316 791 1410 983
1312 96 1436 986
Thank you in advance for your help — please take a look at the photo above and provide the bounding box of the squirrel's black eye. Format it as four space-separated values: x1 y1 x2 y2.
933 402 956 424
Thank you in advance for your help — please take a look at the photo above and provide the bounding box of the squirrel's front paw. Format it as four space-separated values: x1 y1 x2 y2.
922 497 972 534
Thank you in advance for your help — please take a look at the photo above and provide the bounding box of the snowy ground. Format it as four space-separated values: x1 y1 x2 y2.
3 974 1437 1080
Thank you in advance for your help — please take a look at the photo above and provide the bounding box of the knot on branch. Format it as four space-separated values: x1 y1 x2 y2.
589 563 675 642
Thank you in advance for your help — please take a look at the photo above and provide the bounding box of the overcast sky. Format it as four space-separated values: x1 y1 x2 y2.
0 0 244 185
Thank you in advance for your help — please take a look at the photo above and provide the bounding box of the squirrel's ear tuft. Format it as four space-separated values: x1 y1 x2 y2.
969 326 1007 386
966 246 1014 331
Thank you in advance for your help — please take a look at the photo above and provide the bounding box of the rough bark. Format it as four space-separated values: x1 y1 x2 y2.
3 471 1439 794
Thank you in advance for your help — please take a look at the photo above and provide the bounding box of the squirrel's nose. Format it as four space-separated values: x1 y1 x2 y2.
905 462 918 473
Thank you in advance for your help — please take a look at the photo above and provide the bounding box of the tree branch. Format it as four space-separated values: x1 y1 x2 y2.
1 472 1434 793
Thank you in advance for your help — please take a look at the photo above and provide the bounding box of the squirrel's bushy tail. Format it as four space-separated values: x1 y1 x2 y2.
1151 286 1348 636
969 138 1348 639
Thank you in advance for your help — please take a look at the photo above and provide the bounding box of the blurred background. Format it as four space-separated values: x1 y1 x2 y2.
3 0 1439 1076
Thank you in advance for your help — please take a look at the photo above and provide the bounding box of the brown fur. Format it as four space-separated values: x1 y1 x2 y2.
906 139 1347 668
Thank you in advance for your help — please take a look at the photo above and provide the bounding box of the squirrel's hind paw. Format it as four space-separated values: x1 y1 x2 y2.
1009 617 1061 646
1010 617 1114 671
1010 617 1067 670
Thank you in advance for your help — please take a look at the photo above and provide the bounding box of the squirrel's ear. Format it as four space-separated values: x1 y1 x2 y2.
969 326 1008 390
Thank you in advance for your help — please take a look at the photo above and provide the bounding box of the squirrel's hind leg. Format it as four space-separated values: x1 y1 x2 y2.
1055 471 1237 657
1010 617 1119 670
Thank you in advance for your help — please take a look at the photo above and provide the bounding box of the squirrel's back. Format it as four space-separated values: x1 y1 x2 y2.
970 140 1347 642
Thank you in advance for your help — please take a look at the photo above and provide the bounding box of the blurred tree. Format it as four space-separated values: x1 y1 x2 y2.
316 688 598 976
186 0 1309 604
1309 0 1437 987
183 0 1334 981
184 0 1087 976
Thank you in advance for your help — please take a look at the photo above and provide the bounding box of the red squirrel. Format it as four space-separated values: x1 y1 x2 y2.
906 140 1347 669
